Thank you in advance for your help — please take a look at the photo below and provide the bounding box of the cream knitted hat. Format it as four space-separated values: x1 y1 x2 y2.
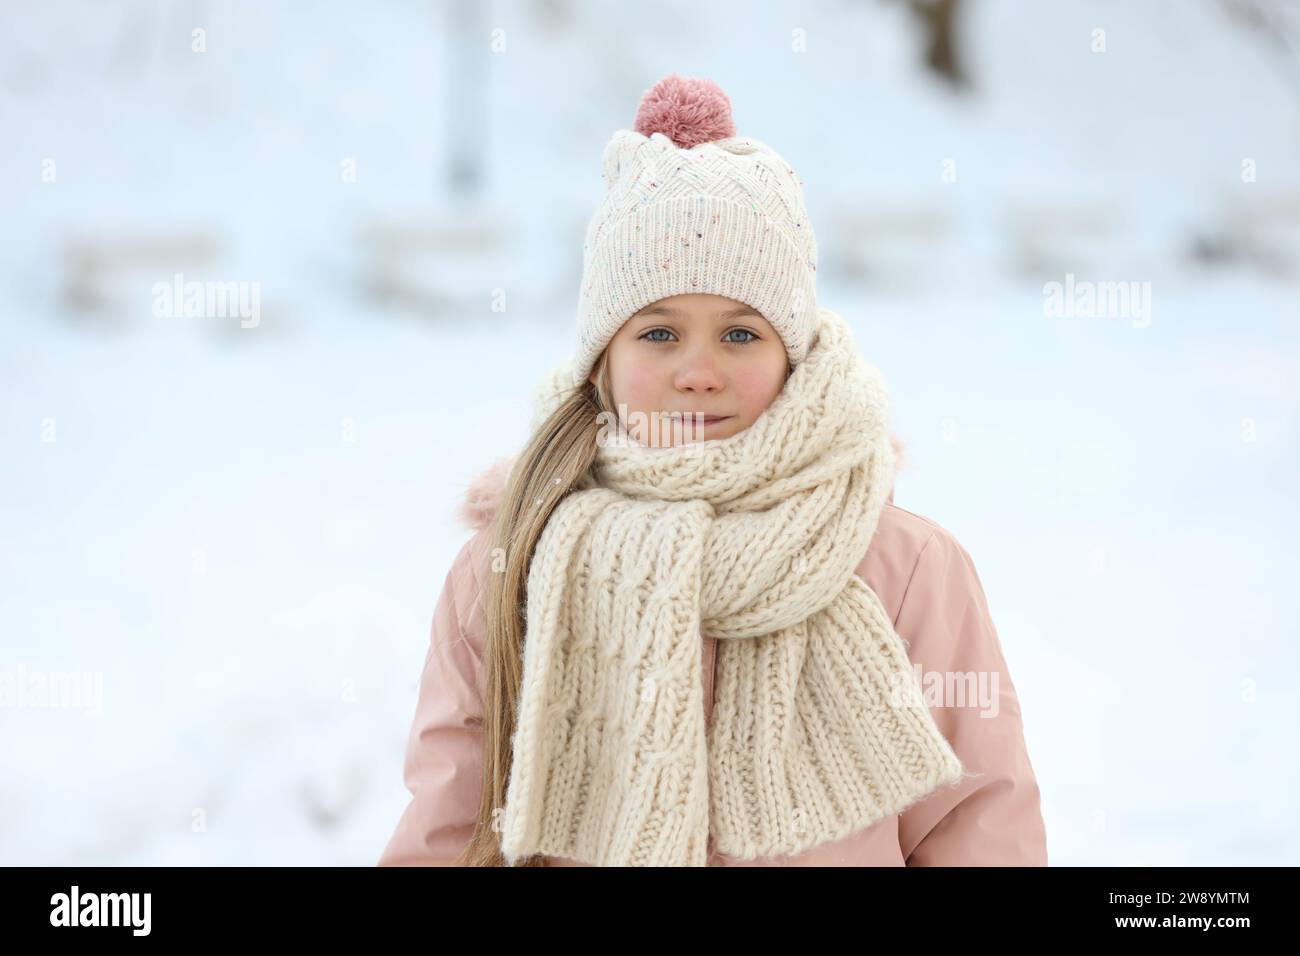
570 74 820 388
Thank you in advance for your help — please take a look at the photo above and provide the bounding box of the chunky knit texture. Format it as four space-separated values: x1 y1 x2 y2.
570 78 819 388
501 307 966 866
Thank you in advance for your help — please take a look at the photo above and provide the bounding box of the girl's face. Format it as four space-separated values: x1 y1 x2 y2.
589 293 790 447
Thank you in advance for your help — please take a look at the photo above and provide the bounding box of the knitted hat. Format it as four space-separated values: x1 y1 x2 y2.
569 74 819 388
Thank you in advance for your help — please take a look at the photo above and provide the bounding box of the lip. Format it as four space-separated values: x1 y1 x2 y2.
667 413 732 425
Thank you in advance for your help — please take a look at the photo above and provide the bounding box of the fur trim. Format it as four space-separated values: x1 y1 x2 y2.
457 434 906 533
455 455 516 533
890 431 908 479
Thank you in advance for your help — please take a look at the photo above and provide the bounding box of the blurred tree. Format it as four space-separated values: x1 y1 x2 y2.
888 0 971 91
1220 0 1300 106
447 0 489 196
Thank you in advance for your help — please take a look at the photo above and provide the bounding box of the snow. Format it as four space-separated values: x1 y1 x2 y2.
1 0 1297 865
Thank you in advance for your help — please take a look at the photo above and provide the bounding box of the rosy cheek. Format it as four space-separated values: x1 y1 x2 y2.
730 366 783 419
613 359 661 415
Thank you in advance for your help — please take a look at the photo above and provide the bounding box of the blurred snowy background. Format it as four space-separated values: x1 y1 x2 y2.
1 0 1297 866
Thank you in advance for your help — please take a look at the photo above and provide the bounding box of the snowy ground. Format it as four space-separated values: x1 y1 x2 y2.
1 0 1297 865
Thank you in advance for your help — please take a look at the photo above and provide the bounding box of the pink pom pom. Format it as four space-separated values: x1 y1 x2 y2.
633 74 736 149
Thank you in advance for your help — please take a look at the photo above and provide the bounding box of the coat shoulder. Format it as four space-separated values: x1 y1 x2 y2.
441 460 513 656
858 501 972 624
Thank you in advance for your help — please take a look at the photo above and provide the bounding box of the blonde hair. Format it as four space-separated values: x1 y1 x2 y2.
458 349 616 866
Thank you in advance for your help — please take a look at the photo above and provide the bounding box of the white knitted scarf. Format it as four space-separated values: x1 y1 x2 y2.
500 307 965 867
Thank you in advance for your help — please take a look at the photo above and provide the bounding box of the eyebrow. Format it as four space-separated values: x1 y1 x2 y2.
633 305 760 321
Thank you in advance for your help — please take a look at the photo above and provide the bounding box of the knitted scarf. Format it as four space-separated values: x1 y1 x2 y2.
500 307 965 867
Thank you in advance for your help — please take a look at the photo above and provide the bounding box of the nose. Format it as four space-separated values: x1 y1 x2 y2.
673 352 725 392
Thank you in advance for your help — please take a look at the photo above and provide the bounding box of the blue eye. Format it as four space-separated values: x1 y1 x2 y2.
638 327 759 344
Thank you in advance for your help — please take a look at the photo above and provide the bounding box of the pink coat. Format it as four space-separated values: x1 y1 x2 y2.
378 449 1048 866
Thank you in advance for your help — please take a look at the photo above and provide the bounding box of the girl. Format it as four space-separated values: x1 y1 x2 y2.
378 75 1047 867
